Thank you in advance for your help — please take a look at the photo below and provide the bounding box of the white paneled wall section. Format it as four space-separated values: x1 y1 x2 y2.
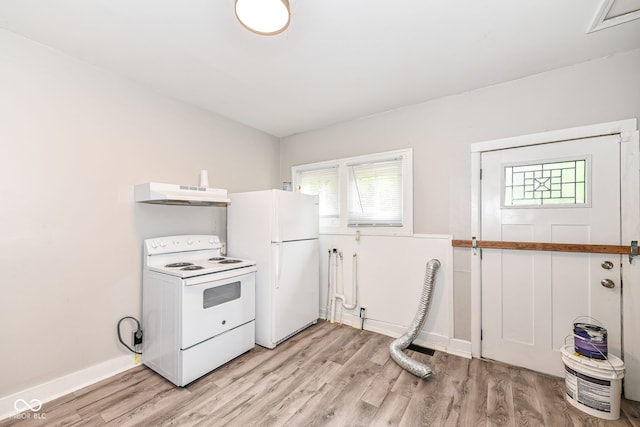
319 234 468 358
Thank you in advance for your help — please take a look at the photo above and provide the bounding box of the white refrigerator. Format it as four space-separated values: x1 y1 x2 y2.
227 189 320 349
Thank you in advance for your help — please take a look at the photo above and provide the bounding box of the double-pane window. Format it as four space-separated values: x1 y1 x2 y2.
293 149 412 235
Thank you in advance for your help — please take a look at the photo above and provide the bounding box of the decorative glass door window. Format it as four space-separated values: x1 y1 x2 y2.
503 158 588 207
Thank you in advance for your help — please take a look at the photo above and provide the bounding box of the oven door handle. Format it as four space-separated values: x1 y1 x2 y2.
274 242 282 289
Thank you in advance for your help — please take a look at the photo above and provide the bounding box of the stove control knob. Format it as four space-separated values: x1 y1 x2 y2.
151 241 158 249
159 240 167 248
187 239 193 245
209 238 215 244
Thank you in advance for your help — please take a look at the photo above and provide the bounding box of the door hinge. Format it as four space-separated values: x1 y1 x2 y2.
480 168 483 180
481 329 483 340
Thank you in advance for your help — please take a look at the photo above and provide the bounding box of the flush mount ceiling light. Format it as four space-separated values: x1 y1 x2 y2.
235 0 290 35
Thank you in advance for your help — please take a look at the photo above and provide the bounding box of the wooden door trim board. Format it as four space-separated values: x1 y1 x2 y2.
452 239 632 255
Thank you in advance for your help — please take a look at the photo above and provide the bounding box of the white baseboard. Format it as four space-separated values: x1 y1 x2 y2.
322 310 472 359
447 339 472 359
0 354 136 421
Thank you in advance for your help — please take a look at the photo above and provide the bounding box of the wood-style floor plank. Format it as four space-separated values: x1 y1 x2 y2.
509 364 545 426
399 351 460 426
622 399 640 427
281 382 342 427
457 357 489 427
361 358 404 408
535 371 578 427
260 360 342 426
485 359 516 426
369 391 411 427
2 321 640 426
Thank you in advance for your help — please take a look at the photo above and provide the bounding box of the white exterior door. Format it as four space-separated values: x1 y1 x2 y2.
481 135 621 377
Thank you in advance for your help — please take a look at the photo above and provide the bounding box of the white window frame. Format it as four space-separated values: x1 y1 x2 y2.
292 148 413 236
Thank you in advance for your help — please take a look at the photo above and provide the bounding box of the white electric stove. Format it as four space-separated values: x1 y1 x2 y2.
142 235 257 386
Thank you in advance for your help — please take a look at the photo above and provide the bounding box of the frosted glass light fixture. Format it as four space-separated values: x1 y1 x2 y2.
235 0 290 35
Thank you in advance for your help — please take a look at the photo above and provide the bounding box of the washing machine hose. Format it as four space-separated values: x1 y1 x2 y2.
389 259 441 379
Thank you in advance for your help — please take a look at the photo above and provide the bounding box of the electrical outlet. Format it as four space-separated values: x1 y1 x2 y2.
360 307 366 319
132 330 143 346
221 242 227 256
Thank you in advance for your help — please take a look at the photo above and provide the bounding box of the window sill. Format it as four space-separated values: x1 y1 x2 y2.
319 226 413 237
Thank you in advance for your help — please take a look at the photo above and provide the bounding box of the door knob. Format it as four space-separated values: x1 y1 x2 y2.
601 261 614 270
601 279 615 289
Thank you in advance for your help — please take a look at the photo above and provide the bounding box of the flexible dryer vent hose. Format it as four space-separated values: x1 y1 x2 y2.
389 259 441 379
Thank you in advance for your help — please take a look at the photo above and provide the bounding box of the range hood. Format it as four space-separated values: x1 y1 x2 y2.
134 182 230 206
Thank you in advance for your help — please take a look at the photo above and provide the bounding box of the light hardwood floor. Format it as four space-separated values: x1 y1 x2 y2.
3 321 640 426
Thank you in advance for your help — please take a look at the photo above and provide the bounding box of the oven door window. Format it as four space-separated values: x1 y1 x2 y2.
182 272 255 349
203 281 241 309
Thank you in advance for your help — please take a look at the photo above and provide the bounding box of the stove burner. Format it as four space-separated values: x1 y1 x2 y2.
208 257 226 262
166 262 194 268
218 259 243 264
181 265 205 271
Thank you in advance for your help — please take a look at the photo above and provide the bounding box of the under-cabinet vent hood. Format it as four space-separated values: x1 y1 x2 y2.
134 182 230 206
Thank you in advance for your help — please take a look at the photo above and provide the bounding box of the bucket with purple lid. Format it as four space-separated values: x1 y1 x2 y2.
573 322 608 359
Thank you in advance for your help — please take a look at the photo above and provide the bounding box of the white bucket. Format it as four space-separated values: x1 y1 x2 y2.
561 345 625 420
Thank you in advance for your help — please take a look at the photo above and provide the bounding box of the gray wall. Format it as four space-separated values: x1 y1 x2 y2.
0 30 280 397
280 48 640 340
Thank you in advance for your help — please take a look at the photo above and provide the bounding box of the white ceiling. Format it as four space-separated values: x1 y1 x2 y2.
1 0 639 137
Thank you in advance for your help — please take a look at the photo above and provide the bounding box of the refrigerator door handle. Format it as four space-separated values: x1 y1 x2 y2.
274 242 282 289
